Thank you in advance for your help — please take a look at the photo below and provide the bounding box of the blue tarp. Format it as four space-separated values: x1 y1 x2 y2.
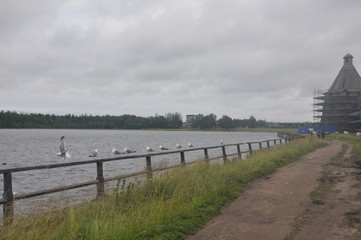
298 126 335 134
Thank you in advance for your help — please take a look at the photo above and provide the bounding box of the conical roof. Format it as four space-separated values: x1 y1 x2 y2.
328 53 361 93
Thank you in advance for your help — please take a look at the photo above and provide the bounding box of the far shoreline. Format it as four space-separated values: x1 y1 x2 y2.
0 127 298 133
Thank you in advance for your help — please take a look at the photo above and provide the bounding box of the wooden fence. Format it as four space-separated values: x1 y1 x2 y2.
1 134 298 225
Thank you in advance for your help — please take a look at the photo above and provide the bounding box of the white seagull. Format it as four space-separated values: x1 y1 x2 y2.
176 143 182 149
159 145 168 151
220 139 224 145
146 146 155 152
112 148 124 155
123 147 136 154
89 149 99 157
188 142 194 148
57 136 71 159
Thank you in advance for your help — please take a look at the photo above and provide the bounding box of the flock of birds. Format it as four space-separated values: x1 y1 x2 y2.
0 136 227 166
56 136 201 160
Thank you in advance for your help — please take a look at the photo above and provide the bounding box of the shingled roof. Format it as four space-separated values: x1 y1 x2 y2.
328 53 361 93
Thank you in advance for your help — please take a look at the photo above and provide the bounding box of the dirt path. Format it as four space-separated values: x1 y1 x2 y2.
186 140 361 240
294 143 361 240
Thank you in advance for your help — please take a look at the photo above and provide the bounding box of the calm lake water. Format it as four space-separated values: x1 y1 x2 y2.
0 129 278 219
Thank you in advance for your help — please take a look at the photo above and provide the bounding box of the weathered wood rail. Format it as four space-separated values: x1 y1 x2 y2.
1 134 298 225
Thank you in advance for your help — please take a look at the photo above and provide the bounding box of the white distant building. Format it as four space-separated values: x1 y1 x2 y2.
182 114 196 128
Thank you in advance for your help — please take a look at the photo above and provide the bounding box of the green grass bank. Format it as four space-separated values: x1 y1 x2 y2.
326 133 361 143
138 127 297 133
0 138 326 240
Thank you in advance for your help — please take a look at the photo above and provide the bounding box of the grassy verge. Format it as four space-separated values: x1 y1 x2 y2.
233 127 297 133
352 142 361 158
326 133 361 143
141 127 297 133
349 140 361 234
0 138 326 240
331 143 349 165
352 142 361 187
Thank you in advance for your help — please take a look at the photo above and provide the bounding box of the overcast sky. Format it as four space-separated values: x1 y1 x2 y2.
1 0 361 122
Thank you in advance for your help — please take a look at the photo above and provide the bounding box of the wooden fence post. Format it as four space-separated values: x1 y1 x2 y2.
221 146 227 163
274 140 277 145
279 139 282 144
3 172 14 225
236 144 241 158
248 143 253 155
259 142 263 150
204 148 209 165
180 151 185 166
96 162 104 198
146 156 153 180
267 140 270 149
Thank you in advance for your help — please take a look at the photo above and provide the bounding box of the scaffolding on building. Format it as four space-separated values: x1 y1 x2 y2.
312 54 361 131
313 89 327 123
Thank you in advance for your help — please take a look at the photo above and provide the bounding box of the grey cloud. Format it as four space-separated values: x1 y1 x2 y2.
1 0 361 121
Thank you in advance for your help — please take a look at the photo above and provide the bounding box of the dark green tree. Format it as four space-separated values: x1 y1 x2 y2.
218 115 233 129
256 119 267 128
193 114 217 130
248 115 257 129
165 112 183 128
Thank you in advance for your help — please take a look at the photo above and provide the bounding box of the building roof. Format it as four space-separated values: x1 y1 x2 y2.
344 53 353 59
328 53 361 93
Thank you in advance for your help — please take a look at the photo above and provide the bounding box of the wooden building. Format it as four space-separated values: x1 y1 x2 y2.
314 53 361 132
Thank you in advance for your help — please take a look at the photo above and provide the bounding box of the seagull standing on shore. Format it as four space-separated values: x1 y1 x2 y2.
176 143 182 149
89 149 99 157
57 136 71 159
220 140 224 145
188 142 194 148
112 148 124 155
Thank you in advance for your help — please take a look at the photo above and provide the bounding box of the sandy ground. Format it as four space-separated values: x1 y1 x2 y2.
186 140 361 240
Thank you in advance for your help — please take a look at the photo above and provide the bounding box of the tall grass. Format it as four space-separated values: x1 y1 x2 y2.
0 138 326 240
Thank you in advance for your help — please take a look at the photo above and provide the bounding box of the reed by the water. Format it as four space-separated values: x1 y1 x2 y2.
0 137 326 240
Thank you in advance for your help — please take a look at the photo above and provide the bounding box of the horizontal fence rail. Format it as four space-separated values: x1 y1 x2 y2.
1 133 301 225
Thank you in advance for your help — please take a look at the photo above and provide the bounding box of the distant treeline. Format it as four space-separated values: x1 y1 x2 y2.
0 111 183 129
0 110 268 130
191 114 266 129
0 110 307 130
